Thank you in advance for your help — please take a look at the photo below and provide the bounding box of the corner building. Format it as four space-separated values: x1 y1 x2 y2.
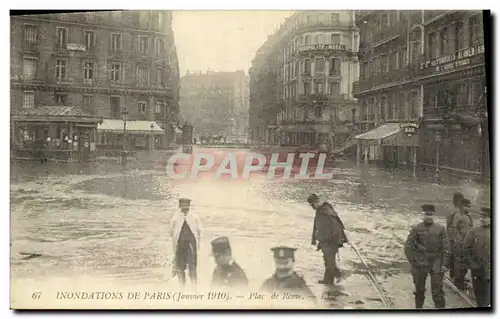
353 10 488 180
10 11 180 151
249 11 360 150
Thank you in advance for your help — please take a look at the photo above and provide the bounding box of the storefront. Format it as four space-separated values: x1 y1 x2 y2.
11 106 101 162
354 122 420 171
97 119 164 151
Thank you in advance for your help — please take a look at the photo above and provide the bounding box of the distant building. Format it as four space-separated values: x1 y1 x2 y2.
249 11 360 149
180 70 249 142
353 10 488 180
10 10 180 158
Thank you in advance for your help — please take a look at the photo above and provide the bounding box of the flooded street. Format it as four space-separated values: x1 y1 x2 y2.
10 148 490 309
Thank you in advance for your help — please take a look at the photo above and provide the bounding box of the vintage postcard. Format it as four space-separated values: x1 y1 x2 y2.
10 9 491 310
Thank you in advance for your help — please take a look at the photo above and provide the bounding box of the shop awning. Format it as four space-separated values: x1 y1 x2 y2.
11 106 100 123
98 119 164 136
354 123 401 141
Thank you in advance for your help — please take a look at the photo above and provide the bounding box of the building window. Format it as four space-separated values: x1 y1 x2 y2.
315 82 324 94
329 58 341 75
303 82 311 95
158 12 164 29
56 27 67 48
399 47 407 69
139 36 149 54
439 27 449 55
315 58 325 74
304 59 311 75
295 61 299 77
361 61 369 80
111 33 122 52
155 100 164 114
138 101 147 113
55 59 67 81
410 91 419 119
110 96 120 117
304 35 312 45
23 25 37 45
398 93 405 119
110 63 121 83
137 66 149 87
55 93 67 105
84 31 95 50
469 15 484 46
83 94 94 108
380 55 389 73
353 34 359 51
328 82 339 96
83 61 94 84
428 32 438 58
314 106 322 117
23 57 37 80
156 38 164 55
23 91 35 109
331 33 341 45
330 13 339 23
390 51 398 71
156 68 165 87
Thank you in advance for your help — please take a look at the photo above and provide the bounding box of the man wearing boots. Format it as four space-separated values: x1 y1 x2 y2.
451 198 474 290
169 198 202 287
463 207 491 307
446 192 464 279
307 194 348 285
404 204 450 309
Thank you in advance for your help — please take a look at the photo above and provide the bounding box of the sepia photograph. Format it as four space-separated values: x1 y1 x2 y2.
8 7 491 311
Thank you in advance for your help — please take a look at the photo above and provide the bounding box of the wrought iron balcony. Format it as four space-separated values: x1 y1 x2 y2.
353 63 418 94
372 20 408 46
297 44 348 56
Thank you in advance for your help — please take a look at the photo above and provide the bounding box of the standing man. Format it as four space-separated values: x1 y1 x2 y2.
404 204 450 309
447 192 464 279
463 207 491 307
451 197 474 290
169 198 202 286
260 246 317 304
307 194 348 285
210 236 249 290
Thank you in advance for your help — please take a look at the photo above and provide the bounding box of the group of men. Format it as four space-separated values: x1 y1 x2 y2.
169 191 490 309
404 192 491 309
168 194 349 302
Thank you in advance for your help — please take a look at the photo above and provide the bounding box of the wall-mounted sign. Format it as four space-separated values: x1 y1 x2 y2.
400 123 419 134
419 44 485 72
67 43 87 52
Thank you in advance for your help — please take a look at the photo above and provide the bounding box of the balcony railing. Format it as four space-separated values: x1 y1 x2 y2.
298 44 348 55
353 63 419 93
372 20 408 45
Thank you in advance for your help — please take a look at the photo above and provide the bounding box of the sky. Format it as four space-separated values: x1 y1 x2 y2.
172 11 294 76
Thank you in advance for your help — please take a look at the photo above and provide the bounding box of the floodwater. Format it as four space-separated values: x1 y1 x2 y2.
10 148 490 309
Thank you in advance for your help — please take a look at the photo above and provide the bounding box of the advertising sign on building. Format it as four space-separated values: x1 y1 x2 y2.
419 44 485 73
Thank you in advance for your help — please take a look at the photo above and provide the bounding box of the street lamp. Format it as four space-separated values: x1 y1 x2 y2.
150 123 154 151
434 131 441 182
122 108 129 163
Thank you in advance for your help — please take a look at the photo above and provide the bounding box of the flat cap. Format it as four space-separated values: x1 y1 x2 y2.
211 236 231 255
307 194 319 203
421 204 435 214
179 198 191 204
271 246 297 260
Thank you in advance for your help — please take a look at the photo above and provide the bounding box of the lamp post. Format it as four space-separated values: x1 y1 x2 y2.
122 108 128 164
434 131 441 183
150 123 154 151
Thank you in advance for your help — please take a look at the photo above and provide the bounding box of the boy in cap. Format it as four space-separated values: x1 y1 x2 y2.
463 207 491 307
260 246 316 304
210 236 248 289
451 197 474 290
169 198 202 286
404 204 450 309
447 192 464 279
307 193 348 285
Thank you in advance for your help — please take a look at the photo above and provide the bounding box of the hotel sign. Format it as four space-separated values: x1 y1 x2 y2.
419 44 485 72
299 44 346 53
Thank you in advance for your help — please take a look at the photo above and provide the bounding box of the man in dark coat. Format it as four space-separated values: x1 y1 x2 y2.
307 193 348 285
450 197 474 290
210 236 248 290
463 207 491 307
404 204 450 309
260 246 317 304
446 192 464 279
